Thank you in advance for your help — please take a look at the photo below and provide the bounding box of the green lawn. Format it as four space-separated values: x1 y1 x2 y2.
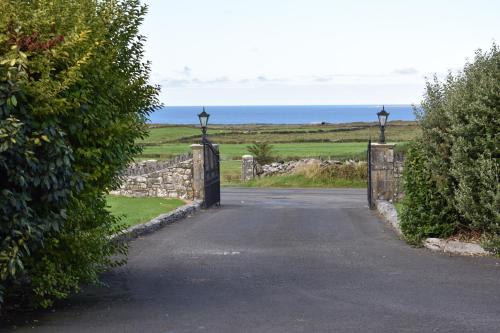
107 196 185 227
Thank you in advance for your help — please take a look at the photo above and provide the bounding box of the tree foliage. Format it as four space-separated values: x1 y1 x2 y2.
0 0 159 308
401 45 499 251
247 142 275 165
399 143 457 244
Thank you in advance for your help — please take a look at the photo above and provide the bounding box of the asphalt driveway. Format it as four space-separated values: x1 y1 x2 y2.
2 188 500 332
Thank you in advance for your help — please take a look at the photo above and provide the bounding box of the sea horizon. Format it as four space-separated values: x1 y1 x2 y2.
148 104 417 125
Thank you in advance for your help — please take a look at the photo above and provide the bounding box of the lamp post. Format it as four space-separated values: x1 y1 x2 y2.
377 106 389 144
198 107 210 141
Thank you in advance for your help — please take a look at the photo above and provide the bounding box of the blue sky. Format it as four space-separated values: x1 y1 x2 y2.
141 0 499 105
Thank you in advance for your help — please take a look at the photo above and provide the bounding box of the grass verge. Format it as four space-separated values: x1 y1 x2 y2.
107 196 185 227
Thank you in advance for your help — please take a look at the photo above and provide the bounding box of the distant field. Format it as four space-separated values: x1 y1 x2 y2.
140 142 370 160
139 126 229 144
134 122 417 185
129 122 418 187
137 122 417 158
140 121 420 146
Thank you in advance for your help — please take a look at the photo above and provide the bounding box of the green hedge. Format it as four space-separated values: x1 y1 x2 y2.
0 0 159 309
400 45 499 253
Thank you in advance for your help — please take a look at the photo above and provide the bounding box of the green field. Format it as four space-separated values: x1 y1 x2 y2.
139 126 229 144
107 196 185 227
141 142 370 160
137 122 417 160
140 122 419 145
134 122 416 186
221 160 242 185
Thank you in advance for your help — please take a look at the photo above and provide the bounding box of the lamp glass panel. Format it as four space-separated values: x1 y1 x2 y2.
198 111 209 128
378 114 388 126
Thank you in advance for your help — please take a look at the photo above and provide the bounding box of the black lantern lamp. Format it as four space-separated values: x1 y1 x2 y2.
198 107 210 138
377 106 389 144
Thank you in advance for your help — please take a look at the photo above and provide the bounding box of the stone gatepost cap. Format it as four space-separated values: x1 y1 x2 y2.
190 144 203 148
370 143 395 148
242 155 253 159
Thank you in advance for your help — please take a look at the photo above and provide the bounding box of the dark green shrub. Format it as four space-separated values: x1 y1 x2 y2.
400 143 457 245
247 142 275 165
446 47 499 236
0 0 159 309
401 44 499 250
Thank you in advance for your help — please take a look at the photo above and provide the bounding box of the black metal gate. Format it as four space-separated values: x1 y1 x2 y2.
367 139 374 209
202 137 220 208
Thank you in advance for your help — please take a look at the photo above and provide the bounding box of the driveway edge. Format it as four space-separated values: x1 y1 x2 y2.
375 200 402 236
375 200 491 256
112 200 202 242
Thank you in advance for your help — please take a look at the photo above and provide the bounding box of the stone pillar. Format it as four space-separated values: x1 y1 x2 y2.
370 143 395 202
241 155 255 181
191 144 204 200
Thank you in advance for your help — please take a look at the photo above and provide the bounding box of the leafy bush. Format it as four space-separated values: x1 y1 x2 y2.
446 48 499 236
247 142 275 164
400 143 456 244
0 0 159 309
400 44 499 250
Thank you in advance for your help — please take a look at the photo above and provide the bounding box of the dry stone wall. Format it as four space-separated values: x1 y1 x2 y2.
259 159 363 177
122 154 192 176
111 156 194 199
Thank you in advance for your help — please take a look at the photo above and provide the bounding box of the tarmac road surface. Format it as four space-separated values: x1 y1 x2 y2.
2 188 500 333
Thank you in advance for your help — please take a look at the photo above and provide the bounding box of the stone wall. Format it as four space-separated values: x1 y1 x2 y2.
242 157 365 179
111 156 194 199
122 153 192 176
259 159 363 177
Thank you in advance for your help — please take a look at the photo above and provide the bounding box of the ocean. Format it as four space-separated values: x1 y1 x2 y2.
147 105 416 125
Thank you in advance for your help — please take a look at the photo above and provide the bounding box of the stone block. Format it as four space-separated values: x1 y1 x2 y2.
370 143 396 201
241 155 256 181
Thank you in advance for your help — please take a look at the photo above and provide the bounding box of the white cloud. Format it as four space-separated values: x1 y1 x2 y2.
160 79 191 87
180 66 192 76
142 0 500 105
393 68 419 75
